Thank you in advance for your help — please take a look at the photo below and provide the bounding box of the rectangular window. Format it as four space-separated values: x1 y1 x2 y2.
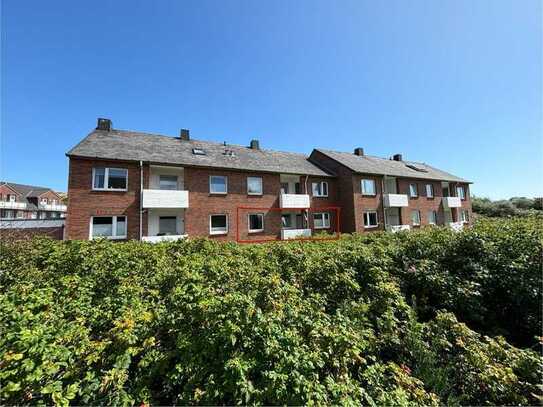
411 210 421 226
280 183 289 194
281 214 292 228
31 212 37 219
159 216 177 235
159 175 178 190
428 210 437 225
361 179 376 195
312 181 328 197
9 195 16 202
248 213 264 232
247 177 263 195
363 211 378 228
313 212 330 229
461 210 469 223
39 212 46 219
209 214 228 235
409 183 418 197
90 216 127 239
92 168 128 191
457 186 466 200
209 176 227 194
16 211 24 219
426 184 434 198
40 198 48 205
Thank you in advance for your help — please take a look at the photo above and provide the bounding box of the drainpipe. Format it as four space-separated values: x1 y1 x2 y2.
381 177 387 230
139 160 143 241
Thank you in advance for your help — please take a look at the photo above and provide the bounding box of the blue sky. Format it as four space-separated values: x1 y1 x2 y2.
1 0 541 199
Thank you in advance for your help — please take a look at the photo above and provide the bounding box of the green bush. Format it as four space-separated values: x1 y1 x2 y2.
0 217 541 405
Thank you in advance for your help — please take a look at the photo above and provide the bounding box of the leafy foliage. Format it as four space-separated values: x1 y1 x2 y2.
472 196 543 217
0 217 541 405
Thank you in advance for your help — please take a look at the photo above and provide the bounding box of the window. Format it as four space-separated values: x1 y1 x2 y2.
248 213 264 233
361 179 376 195
411 210 421 226
280 183 289 194
426 184 434 198
92 168 128 191
461 210 470 223
40 198 48 205
16 211 24 219
247 177 263 195
192 148 206 155
281 214 292 228
428 210 437 225
312 181 328 197
363 211 378 228
159 175 178 190
313 212 330 229
39 212 46 219
90 216 127 239
209 176 227 194
158 216 177 235
457 186 466 200
409 183 418 198
9 195 15 202
31 212 37 219
210 214 228 235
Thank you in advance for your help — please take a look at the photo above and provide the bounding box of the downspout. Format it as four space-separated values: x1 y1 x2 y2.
139 160 143 241
381 177 387 230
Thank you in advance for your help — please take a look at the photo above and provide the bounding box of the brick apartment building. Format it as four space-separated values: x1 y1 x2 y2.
65 118 471 242
0 182 67 220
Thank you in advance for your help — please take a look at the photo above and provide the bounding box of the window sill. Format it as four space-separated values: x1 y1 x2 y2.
92 188 128 192
361 193 377 197
247 193 263 196
313 195 329 198
314 226 330 230
209 231 228 236
248 229 264 234
209 192 227 196
364 225 379 229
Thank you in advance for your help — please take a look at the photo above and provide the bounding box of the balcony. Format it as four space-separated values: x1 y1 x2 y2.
443 197 461 208
383 193 409 207
142 189 189 209
448 221 464 232
387 225 410 233
279 194 310 209
281 228 312 240
39 203 67 211
0 201 27 210
142 234 187 243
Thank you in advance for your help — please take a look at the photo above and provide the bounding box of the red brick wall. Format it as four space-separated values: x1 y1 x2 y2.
66 157 147 240
0 226 64 241
398 178 444 227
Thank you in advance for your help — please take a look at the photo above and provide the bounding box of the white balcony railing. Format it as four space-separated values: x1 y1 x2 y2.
0 201 27 210
142 234 188 243
281 228 312 240
142 189 189 209
387 225 411 233
39 203 67 211
279 194 310 209
443 197 462 208
383 193 409 207
448 221 464 232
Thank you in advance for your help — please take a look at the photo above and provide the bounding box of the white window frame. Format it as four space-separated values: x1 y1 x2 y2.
457 186 466 200
409 183 418 198
312 181 329 197
247 177 263 195
89 215 127 240
313 212 330 229
209 214 228 235
247 213 264 233
40 197 48 205
9 195 16 202
92 167 128 191
411 210 421 226
361 179 376 196
209 175 228 194
425 184 434 198
281 213 293 229
363 211 379 228
16 211 24 219
461 210 469 223
428 210 437 225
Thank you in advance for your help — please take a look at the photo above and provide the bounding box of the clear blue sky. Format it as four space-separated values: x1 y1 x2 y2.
1 0 541 199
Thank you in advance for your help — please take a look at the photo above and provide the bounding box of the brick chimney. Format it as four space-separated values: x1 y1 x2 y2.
354 147 364 156
250 139 260 150
96 118 112 131
393 154 403 161
179 129 190 141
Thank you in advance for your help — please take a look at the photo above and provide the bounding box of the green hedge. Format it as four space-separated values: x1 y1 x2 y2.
0 217 541 405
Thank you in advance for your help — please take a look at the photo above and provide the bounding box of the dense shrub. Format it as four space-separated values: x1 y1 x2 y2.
0 217 541 405
472 196 543 217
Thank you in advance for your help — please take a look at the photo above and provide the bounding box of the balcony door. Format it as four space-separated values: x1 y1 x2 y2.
384 177 397 194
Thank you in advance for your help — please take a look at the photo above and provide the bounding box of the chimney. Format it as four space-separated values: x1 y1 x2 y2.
354 147 364 156
179 129 190 141
250 139 260 150
393 153 403 161
96 118 112 131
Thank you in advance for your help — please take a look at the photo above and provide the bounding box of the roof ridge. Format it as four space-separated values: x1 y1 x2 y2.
316 148 430 166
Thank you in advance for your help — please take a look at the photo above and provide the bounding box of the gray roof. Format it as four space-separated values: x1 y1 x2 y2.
1 182 57 198
313 149 470 183
67 129 332 177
